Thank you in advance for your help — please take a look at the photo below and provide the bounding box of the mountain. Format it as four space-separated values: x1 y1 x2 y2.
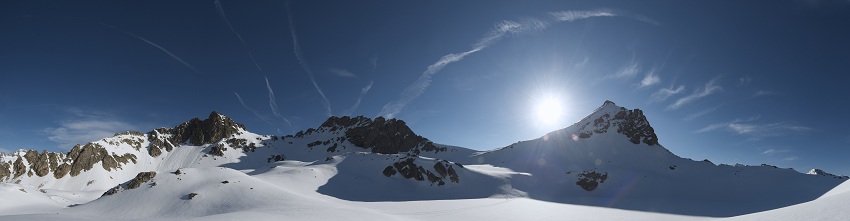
0 101 846 220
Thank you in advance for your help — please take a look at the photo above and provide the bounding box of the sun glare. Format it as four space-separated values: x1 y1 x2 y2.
533 96 564 125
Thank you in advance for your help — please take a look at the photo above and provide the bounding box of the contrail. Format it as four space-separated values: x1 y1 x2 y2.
98 22 202 74
215 0 263 72
265 76 280 117
376 20 532 118
347 81 373 116
285 1 332 117
377 12 616 118
235 91 292 129
234 92 271 124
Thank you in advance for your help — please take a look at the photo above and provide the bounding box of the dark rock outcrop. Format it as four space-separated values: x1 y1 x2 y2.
345 117 445 154
209 144 227 157
146 112 244 157
384 158 458 185
576 171 608 191
104 171 157 196
0 162 10 180
53 163 70 179
12 157 25 178
68 143 107 176
169 112 245 146
267 154 285 163
576 101 659 146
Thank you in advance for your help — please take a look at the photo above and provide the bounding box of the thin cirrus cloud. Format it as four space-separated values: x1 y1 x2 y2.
650 85 685 103
696 119 812 138
666 78 722 110
761 148 790 156
378 10 626 118
347 81 374 116
639 71 660 88
752 90 778 97
329 68 357 78
42 109 140 149
683 106 719 121
739 76 752 86
215 0 263 72
285 1 332 117
783 156 799 161
98 23 202 75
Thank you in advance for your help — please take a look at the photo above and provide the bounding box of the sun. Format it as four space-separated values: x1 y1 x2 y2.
533 96 564 125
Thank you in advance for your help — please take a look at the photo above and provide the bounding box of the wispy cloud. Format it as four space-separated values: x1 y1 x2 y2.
752 90 778 97
43 110 139 149
739 76 752 86
347 81 373 116
550 10 615 21
379 10 624 118
667 78 722 110
370 56 379 72
783 156 799 161
575 56 589 68
650 85 685 102
99 23 201 74
684 106 719 121
696 119 812 138
610 60 640 79
285 1 332 116
215 0 263 72
761 148 790 156
639 71 660 88
329 68 356 78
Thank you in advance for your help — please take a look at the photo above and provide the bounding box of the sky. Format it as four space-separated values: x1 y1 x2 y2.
1 0 849 175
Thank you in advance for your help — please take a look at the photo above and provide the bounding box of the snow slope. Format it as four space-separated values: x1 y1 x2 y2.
0 102 845 220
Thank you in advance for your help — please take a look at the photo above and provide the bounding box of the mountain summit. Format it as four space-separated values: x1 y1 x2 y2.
0 101 845 219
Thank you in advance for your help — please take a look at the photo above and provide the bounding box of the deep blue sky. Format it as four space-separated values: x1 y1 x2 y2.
1 1 849 175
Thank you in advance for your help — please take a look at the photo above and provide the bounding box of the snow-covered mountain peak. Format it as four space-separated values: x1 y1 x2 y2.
808 169 849 180
560 100 659 146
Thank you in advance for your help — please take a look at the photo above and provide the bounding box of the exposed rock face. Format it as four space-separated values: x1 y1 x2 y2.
68 143 107 176
13 157 25 178
104 171 157 196
32 150 51 177
808 169 849 179
53 163 70 179
209 144 227 157
146 112 244 157
0 162 10 180
66 143 137 176
384 158 459 186
576 171 608 191
320 116 371 130
577 101 659 145
147 128 173 157
344 117 446 154
267 154 285 163
168 111 245 146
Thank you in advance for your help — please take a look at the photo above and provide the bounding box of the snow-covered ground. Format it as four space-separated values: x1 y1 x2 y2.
0 104 846 220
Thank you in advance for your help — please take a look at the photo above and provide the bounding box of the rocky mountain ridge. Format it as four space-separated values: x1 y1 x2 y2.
0 101 846 217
